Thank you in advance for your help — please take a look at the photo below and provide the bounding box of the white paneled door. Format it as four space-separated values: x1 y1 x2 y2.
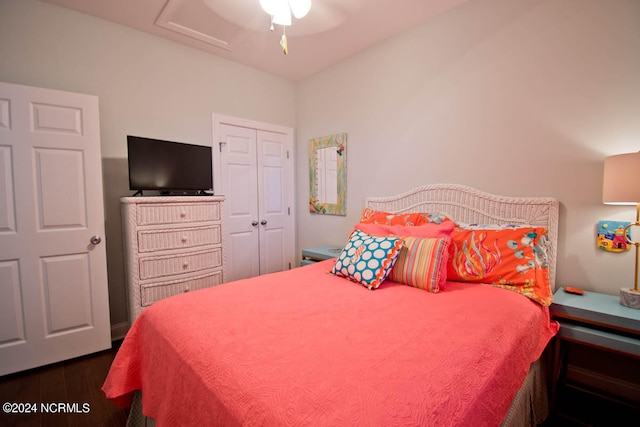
0 82 111 375
215 117 295 282
218 124 260 281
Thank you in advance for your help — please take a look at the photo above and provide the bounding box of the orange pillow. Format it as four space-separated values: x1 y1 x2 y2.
360 208 451 226
447 227 552 306
354 221 454 239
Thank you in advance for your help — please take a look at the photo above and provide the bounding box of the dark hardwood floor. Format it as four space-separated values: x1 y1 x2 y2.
0 341 128 427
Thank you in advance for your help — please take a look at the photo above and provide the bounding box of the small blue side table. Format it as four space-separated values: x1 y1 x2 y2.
549 288 640 407
551 289 640 353
301 246 341 266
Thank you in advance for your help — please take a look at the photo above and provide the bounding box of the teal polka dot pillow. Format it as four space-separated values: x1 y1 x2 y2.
331 229 404 289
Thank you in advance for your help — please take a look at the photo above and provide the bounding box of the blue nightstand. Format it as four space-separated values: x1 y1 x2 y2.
551 289 640 353
301 246 342 266
549 288 640 408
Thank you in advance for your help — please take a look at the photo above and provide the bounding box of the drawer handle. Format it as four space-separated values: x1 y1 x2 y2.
181 236 188 243
182 261 189 268
184 286 190 292
180 211 186 218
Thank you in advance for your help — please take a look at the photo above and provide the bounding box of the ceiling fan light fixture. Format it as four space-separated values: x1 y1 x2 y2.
260 0 288 23
259 0 312 54
272 9 292 26
260 0 311 25
290 0 312 19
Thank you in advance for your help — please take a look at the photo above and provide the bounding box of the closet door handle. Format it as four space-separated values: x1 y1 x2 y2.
251 221 259 227
260 220 267 226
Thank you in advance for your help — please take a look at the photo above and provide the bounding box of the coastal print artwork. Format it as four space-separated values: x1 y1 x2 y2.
597 220 631 252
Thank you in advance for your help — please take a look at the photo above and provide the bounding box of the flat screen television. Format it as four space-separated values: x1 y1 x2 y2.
127 135 213 195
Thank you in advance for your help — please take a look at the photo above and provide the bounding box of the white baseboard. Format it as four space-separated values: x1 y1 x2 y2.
567 364 640 404
110 321 130 341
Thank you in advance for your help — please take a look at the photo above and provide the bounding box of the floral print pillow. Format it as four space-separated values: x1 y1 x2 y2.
447 226 553 306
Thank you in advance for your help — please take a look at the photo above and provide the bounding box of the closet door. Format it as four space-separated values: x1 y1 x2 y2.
216 117 295 283
257 130 290 275
219 124 260 281
0 82 111 375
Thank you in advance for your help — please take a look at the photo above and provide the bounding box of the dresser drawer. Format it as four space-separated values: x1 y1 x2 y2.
140 270 223 306
139 248 222 280
136 202 221 225
138 225 221 253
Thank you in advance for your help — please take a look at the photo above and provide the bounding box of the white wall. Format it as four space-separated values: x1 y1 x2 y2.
0 0 296 330
296 0 640 295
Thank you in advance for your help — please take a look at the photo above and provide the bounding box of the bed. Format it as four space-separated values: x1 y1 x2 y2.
103 184 560 426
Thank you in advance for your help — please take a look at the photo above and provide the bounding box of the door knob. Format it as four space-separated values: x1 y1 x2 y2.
251 221 259 226
260 220 267 225
90 235 102 245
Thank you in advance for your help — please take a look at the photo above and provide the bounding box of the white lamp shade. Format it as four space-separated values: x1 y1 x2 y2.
603 152 640 205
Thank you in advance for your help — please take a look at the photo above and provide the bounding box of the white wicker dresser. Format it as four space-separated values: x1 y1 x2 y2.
121 196 225 322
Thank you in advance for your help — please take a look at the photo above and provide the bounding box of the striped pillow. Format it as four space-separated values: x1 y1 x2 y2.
389 236 451 293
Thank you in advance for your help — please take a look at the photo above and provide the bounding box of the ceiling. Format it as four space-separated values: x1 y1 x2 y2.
41 0 471 81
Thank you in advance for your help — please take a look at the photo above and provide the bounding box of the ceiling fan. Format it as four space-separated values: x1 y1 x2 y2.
259 0 312 54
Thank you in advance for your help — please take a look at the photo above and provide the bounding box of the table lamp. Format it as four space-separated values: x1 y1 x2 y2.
603 151 640 309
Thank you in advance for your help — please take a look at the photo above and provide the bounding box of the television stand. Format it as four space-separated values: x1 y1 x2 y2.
132 190 143 197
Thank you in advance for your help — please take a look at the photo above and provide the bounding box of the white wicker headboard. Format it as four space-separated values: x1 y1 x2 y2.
365 184 560 291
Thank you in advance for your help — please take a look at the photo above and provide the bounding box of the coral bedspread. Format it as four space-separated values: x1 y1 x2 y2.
103 260 558 426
